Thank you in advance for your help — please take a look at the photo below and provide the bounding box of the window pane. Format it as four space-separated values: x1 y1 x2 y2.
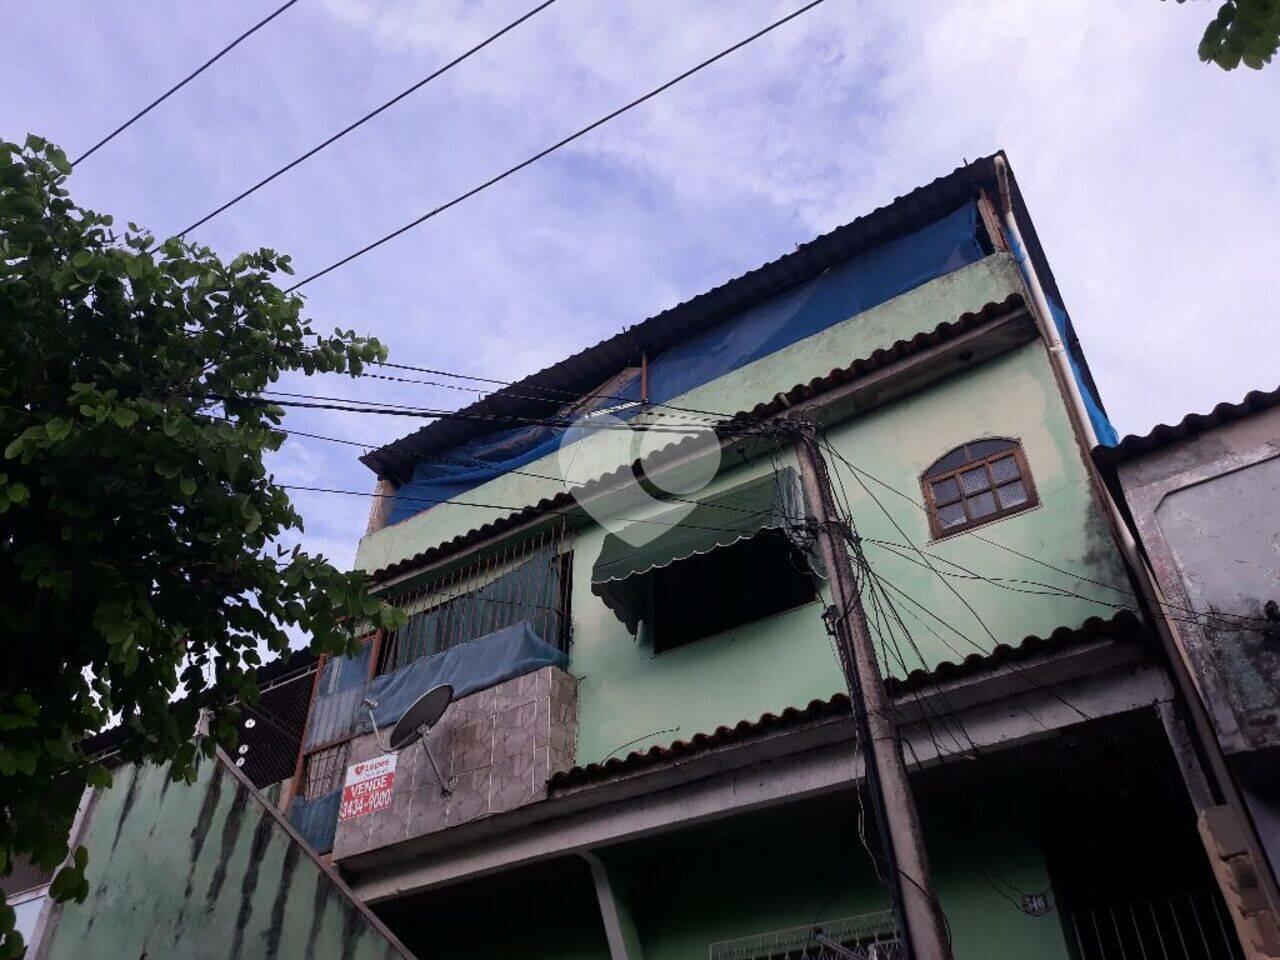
936 501 967 529
967 490 997 519
997 479 1028 509
960 467 991 494
965 438 1016 461
925 447 970 477
931 477 961 505
990 455 1021 485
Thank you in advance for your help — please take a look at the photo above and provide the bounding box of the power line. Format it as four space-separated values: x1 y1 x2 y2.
818 444 1275 629
360 363 740 422
73 0 303 166
282 0 830 291
867 535 1269 637
279 481 786 540
217 390 736 435
177 0 558 236
813 432 1097 726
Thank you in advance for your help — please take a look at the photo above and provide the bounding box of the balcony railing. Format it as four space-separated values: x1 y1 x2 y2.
377 522 572 674
1069 892 1243 960
709 912 903 960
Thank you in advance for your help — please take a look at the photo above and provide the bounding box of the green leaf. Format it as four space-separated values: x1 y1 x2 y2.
179 477 197 497
110 407 139 428
45 418 72 441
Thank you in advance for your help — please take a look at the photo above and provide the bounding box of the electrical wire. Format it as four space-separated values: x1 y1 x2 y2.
356 364 741 423
828 451 1274 629
866 535 1270 637
177 0 559 236
281 0 830 290
73 0 303 166
814 434 1097 725
214 390 748 436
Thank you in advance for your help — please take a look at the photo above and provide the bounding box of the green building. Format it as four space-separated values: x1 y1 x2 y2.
277 153 1250 959
22 156 1272 960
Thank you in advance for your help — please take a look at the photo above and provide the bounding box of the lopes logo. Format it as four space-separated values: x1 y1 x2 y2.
346 754 395 786
557 409 721 547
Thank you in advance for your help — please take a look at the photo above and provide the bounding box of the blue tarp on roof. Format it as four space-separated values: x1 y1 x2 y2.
388 203 986 525
386 200 1117 525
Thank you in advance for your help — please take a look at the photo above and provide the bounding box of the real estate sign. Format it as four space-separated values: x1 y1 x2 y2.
339 753 397 821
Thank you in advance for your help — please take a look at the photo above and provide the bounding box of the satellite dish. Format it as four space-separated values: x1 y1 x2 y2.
387 684 455 795
390 683 454 750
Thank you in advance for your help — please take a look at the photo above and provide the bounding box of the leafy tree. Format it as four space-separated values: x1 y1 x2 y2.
0 135 402 956
1180 0 1280 69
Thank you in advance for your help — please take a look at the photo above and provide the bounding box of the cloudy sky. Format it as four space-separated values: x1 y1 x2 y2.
4 0 1277 569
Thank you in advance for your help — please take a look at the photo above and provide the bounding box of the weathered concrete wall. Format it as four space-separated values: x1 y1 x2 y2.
334 666 577 861
1117 405 1280 756
38 753 412 960
369 784 1071 960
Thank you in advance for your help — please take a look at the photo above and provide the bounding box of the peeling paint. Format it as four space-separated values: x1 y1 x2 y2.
228 812 274 957
39 758 410 959
263 839 300 959
205 781 249 908
109 764 141 855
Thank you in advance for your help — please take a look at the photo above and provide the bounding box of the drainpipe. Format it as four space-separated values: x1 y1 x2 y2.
993 157 1280 943
993 156 1098 449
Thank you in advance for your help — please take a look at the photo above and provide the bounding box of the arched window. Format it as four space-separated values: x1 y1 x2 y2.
921 438 1037 537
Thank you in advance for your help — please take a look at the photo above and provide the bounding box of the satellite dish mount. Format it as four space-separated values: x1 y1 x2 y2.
388 683 455 796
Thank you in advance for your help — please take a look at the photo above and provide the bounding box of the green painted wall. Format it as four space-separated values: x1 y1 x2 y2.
569 338 1128 766
606 786 1070 960
351 248 1129 769
380 786 1070 960
41 757 408 960
376 856 611 960
354 254 1026 576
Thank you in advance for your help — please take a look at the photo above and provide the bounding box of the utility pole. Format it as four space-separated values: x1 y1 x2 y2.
791 420 953 960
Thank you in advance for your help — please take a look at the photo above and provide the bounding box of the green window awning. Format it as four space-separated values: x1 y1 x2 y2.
590 468 809 633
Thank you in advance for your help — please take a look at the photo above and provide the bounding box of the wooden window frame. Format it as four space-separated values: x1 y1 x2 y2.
921 440 1038 540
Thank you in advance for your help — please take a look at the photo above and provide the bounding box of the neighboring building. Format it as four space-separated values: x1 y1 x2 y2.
26 749 412 960
5 650 352 957
277 154 1259 958
1101 386 1280 953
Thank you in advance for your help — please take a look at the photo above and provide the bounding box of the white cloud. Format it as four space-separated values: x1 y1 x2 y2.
4 0 1276 591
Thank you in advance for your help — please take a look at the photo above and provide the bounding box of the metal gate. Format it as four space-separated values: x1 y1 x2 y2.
1069 892 1243 960
709 912 904 960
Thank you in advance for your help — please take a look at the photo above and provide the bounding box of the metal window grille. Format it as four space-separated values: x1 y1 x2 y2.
1069 891 1243 960
303 742 349 800
378 523 572 674
235 665 317 789
709 912 903 960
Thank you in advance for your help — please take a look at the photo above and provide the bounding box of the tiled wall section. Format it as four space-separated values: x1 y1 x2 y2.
333 666 578 860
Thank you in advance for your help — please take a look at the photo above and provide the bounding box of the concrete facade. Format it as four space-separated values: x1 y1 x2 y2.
305 168 1237 959
32 752 411 960
1114 405 1280 759
334 665 578 861
1112 399 1280 955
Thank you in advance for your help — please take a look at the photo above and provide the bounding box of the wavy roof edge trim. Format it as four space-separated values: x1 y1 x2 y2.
365 293 1027 582
361 153 1039 482
548 610 1146 789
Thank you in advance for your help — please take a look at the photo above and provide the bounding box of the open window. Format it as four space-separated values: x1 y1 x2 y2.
648 529 816 652
921 438 1037 538
590 469 816 651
